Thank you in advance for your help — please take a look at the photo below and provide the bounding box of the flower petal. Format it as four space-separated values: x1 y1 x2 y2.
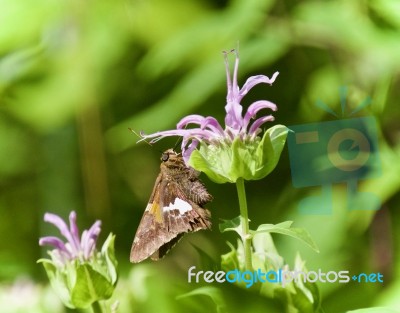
44 213 79 256
87 221 102 240
201 117 225 134
182 138 199 164
223 51 233 102
140 128 217 145
224 101 243 130
231 53 239 102
243 100 277 130
81 221 101 260
49 249 70 266
68 211 81 253
140 129 197 143
177 114 204 129
83 238 95 260
177 115 224 135
248 115 275 135
64 242 77 258
223 51 244 131
82 221 101 245
39 236 68 254
238 72 279 101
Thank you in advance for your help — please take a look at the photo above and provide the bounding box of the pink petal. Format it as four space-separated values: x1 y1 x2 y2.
243 100 277 130
182 139 199 164
238 72 279 101
68 211 81 253
177 114 205 129
201 117 224 134
44 213 79 256
248 115 275 135
81 220 101 256
39 236 68 254
224 101 243 130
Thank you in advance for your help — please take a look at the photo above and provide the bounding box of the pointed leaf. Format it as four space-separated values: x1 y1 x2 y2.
252 221 319 253
254 124 288 180
293 253 320 309
252 231 284 271
219 216 243 236
38 259 73 308
101 233 118 284
70 264 114 308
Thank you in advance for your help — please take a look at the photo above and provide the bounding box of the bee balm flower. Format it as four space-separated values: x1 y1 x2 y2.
38 211 117 309
39 211 101 266
140 51 288 183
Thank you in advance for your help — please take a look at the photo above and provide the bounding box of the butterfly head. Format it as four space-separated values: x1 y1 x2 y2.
160 149 182 164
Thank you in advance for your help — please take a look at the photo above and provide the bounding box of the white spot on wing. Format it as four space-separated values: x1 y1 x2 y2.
164 198 192 214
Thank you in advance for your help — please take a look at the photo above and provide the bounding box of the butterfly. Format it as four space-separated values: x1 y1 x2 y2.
130 149 212 263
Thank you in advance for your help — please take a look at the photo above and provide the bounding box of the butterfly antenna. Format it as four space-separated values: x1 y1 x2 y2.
173 136 183 152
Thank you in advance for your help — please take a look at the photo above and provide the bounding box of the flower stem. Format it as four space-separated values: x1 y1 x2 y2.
236 178 252 271
92 301 105 313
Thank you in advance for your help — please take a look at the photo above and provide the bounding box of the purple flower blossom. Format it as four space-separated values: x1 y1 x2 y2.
140 50 279 163
39 211 101 265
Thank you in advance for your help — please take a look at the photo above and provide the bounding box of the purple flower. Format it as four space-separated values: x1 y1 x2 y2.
140 50 279 163
39 211 101 265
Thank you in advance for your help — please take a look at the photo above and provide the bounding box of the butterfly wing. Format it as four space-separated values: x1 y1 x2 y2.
130 176 211 263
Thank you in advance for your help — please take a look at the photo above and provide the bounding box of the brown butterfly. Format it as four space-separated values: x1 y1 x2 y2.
130 149 212 263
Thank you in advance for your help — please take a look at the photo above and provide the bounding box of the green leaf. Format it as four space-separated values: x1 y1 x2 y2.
252 221 319 253
269 254 321 313
70 264 114 308
189 147 232 183
230 136 255 181
252 231 284 271
254 124 289 180
177 286 227 313
101 233 118 285
302 280 321 312
293 254 321 312
219 216 243 236
38 259 73 308
291 284 315 313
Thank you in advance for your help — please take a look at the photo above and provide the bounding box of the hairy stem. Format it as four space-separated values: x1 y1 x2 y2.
236 178 252 271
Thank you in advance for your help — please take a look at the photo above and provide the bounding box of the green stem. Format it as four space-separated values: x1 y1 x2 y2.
236 178 252 271
91 301 105 313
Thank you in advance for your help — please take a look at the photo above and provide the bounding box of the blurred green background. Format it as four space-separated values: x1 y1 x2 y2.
1 0 400 312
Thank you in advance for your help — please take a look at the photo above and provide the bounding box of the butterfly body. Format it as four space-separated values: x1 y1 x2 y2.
130 149 212 263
